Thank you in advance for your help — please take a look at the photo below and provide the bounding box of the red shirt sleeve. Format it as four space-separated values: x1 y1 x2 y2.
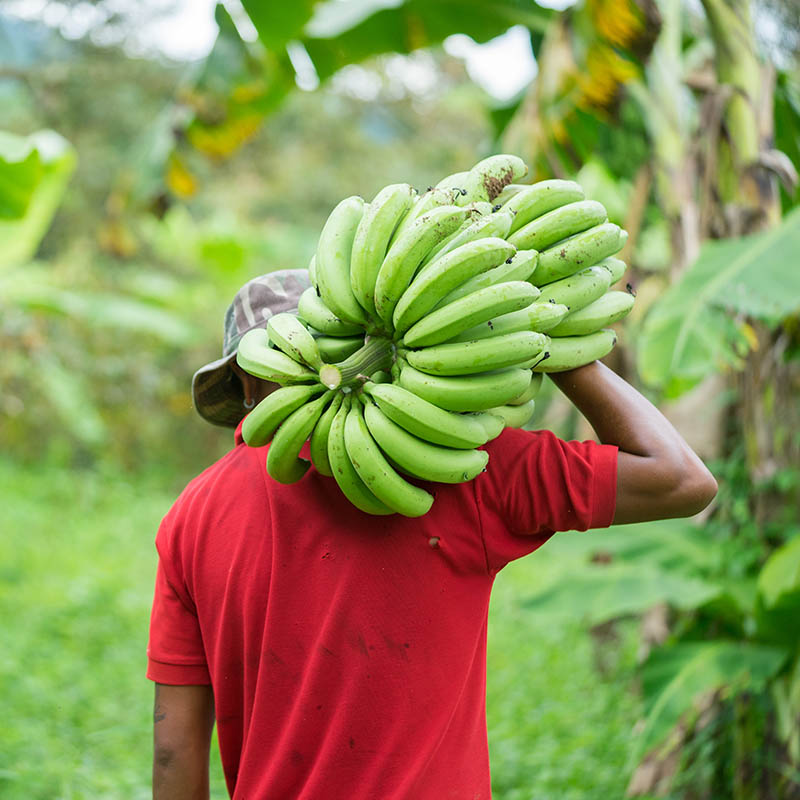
147 515 211 685
474 428 618 573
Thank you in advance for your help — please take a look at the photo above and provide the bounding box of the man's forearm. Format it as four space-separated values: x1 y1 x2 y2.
153 747 210 800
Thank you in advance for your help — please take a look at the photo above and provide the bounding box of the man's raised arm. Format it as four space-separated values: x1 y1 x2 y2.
550 361 718 524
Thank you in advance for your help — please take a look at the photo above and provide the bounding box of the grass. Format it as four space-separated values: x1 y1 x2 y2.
0 457 641 799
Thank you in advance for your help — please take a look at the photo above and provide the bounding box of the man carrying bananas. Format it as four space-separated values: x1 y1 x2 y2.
147 270 717 800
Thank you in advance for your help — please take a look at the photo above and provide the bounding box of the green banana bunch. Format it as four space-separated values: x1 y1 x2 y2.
233 154 635 516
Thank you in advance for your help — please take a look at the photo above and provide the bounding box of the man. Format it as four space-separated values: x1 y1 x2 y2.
148 269 717 799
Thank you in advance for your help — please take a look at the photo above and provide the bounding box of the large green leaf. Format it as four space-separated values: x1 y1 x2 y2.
634 641 788 759
302 0 553 81
638 208 800 393
522 562 721 626
240 0 321 52
756 536 800 648
0 130 76 267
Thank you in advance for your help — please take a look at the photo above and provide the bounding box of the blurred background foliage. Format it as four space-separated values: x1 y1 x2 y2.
1 0 800 797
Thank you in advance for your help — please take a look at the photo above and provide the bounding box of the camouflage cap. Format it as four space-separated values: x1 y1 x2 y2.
192 269 311 428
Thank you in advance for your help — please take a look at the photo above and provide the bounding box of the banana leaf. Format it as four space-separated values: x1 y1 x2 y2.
637 207 800 396
0 130 76 268
633 640 788 760
756 536 800 648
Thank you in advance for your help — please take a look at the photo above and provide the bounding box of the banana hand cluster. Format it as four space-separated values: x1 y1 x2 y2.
236 154 635 515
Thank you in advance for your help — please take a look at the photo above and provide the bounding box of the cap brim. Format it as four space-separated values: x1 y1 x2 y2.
192 353 245 428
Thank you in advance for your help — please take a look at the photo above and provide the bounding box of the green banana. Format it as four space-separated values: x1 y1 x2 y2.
343 401 434 517
508 200 608 252
309 391 344 477
502 179 585 233
532 329 618 373
392 237 517 335
548 290 634 336
473 411 505 440
534 265 613 312
267 312 322 371
350 183 415 318
315 335 365 364
508 372 543 406
456 154 528 205
390 186 458 244
402 281 539 348
493 183 529 205
297 286 363 336
448 301 569 343
373 205 469 327
327 396 394 515
315 196 370 327
406 330 548 376
422 208 515 267
362 400 488 483
534 222 622 286
398 362 533 412
241 384 326 447
599 256 626 285
435 170 470 192
308 254 317 288
486 398 536 429
363 381 490 449
237 328 317 383
438 249 538 306
266 391 333 484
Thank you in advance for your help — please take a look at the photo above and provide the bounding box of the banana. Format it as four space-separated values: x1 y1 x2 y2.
363 381 490 449
344 401 434 517
266 391 333 484
435 170 470 192
438 249 538 306
534 223 623 286
297 286 363 336
350 183 415 317
309 391 344 477
473 411 505 440
267 312 322 371
486 398 536 429
456 154 528 205
398 362 533 412
405 330 548 376
315 335 365 363
390 185 459 244
508 372 543 405
392 237 517 335
548 290 634 336
493 183 529 205
599 256 626 285
532 329 618 373
242 384 326 447
502 179 585 233
534 265 613 312
315 196 370 327
422 208 515 267
326 396 394 515
308 254 317 288
448 301 569 343
508 200 608 252
237 328 317 383
373 205 469 327
362 400 488 484
402 281 539 348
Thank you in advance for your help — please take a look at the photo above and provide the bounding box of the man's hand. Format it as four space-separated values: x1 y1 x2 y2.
550 361 718 524
153 683 215 800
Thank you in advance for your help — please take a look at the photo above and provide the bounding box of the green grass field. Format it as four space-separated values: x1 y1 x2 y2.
0 458 641 799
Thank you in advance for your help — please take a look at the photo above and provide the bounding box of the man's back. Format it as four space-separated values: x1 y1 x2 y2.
148 423 617 799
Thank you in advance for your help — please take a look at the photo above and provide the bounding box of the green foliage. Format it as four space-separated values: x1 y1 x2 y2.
0 130 76 266
638 207 800 394
756 537 800 648
635 641 787 760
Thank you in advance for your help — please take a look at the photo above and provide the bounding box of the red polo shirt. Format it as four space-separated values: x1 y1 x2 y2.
148 423 617 799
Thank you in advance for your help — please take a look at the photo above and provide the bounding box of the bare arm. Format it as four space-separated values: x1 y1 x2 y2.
153 683 215 800
549 361 718 524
